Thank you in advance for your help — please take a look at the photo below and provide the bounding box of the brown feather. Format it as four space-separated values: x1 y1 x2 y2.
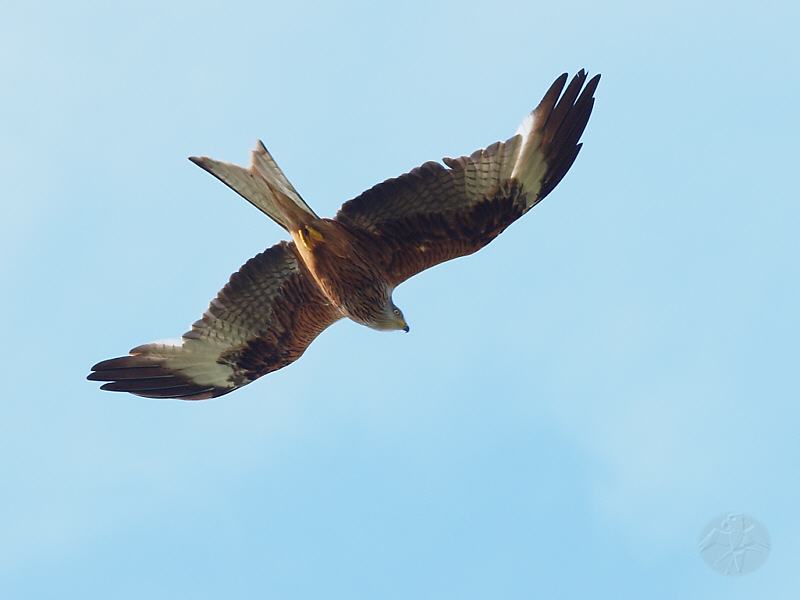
88 242 343 399
89 71 599 400
216 243 344 380
334 71 599 287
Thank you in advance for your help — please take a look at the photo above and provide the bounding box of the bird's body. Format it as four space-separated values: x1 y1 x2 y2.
89 71 600 399
291 218 402 331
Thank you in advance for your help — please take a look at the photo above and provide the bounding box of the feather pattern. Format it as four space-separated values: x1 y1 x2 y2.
336 70 600 285
88 71 599 400
189 142 318 231
88 242 343 399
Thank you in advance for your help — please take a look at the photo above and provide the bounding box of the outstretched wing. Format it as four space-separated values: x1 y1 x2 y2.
334 71 599 286
88 241 343 400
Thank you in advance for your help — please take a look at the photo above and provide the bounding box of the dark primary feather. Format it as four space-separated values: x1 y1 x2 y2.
89 71 599 400
88 242 343 399
336 71 600 286
88 355 222 399
539 72 599 198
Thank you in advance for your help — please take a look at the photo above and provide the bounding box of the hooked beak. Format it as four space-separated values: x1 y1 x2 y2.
397 315 409 333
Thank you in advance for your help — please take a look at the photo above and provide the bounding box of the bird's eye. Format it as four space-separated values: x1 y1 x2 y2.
393 309 400 316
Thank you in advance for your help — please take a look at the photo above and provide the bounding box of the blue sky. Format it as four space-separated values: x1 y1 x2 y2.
2 0 798 597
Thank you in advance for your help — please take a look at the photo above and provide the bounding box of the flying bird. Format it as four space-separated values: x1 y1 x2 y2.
88 70 600 400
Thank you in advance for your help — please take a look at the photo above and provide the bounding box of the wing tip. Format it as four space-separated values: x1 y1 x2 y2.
87 354 236 401
514 69 600 204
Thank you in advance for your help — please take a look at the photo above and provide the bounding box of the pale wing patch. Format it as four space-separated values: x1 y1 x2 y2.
129 338 239 389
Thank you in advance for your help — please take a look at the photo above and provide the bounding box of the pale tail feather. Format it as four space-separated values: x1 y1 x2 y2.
189 142 318 231
250 142 313 214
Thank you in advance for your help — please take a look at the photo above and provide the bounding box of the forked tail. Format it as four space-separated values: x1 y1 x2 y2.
190 142 318 231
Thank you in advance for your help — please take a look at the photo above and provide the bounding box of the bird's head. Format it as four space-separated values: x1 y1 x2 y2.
369 300 409 333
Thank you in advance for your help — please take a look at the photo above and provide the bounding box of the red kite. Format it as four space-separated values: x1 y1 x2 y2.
89 71 600 399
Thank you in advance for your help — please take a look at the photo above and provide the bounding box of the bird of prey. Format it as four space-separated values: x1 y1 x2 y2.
88 70 600 400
